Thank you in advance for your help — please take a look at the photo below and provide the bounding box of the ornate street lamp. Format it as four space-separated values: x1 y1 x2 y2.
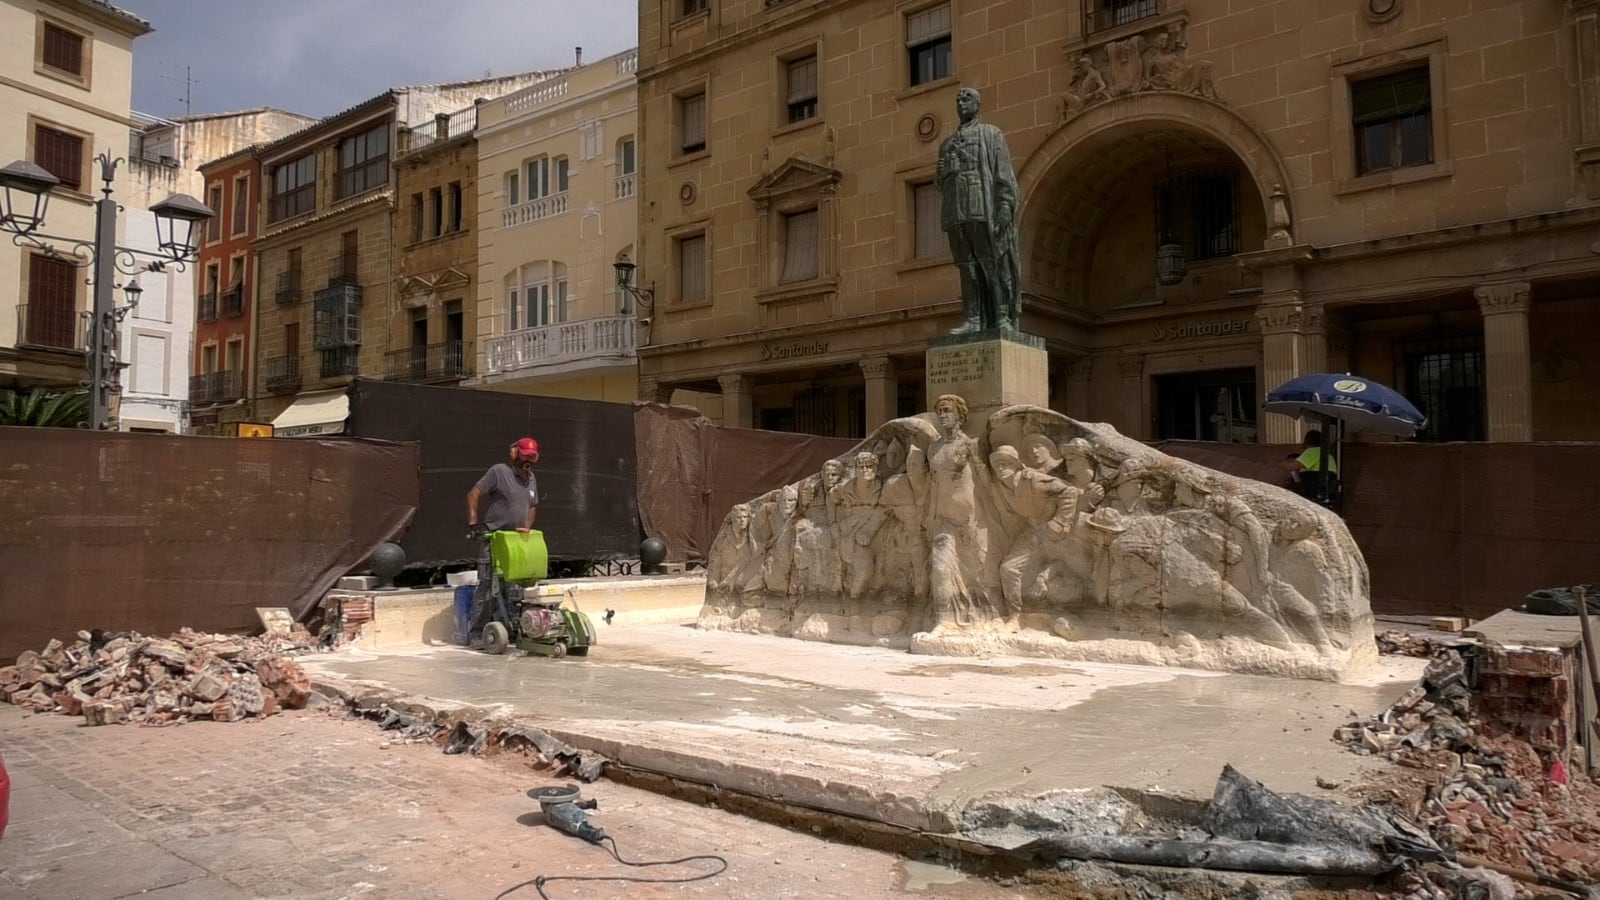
614 254 654 316
151 192 216 261
0 151 215 430
0 160 58 236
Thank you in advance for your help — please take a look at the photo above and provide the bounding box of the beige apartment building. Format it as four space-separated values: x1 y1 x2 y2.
472 48 644 405
251 74 561 436
636 0 1600 443
0 0 148 392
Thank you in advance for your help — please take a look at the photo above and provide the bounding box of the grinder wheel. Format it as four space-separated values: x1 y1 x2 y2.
528 785 582 809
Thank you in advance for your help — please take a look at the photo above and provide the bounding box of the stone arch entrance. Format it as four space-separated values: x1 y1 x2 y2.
1016 94 1291 312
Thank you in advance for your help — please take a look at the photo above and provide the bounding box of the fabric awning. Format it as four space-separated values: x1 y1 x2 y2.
271 389 349 437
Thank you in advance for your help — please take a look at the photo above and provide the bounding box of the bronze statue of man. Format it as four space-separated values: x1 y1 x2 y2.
937 87 1022 333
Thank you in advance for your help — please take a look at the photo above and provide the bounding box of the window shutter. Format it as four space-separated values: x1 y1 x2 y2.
906 3 951 45
26 254 78 348
681 95 707 149
679 235 707 303
787 57 818 103
134 334 166 395
781 210 819 283
34 125 83 190
914 183 944 258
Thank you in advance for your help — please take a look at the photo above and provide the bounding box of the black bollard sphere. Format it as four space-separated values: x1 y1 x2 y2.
367 542 407 589
639 537 668 574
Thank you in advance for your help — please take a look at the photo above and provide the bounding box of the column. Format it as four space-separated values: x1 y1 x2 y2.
1063 357 1092 420
859 355 898 431
1117 354 1144 439
1301 304 1328 375
637 375 674 404
718 373 752 429
1256 298 1303 444
1474 281 1533 442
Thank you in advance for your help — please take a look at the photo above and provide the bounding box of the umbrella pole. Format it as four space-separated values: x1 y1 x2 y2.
1334 419 1345 515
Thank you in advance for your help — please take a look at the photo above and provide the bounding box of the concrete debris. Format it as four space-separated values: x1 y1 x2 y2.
1376 629 1462 658
345 703 607 783
0 627 318 726
1339 648 1600 889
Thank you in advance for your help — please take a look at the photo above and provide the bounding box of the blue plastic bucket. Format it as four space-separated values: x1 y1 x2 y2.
453 585 475 644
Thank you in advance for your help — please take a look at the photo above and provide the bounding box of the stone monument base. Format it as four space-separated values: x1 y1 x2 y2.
925 330 1047 428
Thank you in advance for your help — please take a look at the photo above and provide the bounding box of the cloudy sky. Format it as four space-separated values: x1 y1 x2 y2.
117 0 637 120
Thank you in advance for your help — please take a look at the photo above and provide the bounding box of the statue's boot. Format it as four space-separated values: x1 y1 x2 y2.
950 315 983 335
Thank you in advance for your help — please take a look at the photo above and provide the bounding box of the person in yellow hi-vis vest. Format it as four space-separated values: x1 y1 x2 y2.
1284 429 1338 500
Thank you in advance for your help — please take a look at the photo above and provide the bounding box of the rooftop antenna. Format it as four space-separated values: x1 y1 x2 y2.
157 62 199 119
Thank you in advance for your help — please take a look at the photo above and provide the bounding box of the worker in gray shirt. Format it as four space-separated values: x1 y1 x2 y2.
464 437 540 647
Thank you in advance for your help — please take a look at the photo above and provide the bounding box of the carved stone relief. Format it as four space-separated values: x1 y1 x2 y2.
700 398 1377 681
1059 20 1221 123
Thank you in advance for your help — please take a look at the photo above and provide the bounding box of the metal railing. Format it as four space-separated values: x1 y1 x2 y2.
319 346 360 379
328 254 358 288
276 269 303 304
189 370 244 404
14 303 81 351
221 286 245 318
614 173 635 199
263 355 301 393
197 292 218 323
502 192 569 228
403 106 478 154
382 340 471 383
483 315 635 376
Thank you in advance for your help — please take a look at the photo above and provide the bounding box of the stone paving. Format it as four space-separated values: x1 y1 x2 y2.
0 704 1040 900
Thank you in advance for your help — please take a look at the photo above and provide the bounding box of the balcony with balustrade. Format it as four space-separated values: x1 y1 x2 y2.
382 340 471 384
189 370 244 404
614 173 635 200
481 315 636 384
502 192 569 229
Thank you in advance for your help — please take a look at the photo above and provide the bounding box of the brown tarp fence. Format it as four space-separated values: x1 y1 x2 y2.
0 429 418 663
1156 440 1600 620
345 379 640 566
634 404 858 564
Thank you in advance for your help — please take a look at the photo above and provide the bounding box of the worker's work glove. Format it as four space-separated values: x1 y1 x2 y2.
467 523 488 541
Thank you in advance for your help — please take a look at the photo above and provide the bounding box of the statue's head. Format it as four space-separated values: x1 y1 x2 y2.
855 451 879 482
1153 31 1170 50
1058 437 1096 478
989 445 1023 481
778 484 799 517
821 458 843 488
1022 433 1060 471
1077 55 1094 72
934 394 968 431
955 88 981 122
731 503 751 530
1276 513 1316 543
884 438 907 471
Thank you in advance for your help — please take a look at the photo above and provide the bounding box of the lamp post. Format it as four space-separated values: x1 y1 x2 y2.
0 152 214 430
613 254 654 316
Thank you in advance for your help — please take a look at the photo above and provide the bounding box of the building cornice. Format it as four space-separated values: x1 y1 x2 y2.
636 0 856 81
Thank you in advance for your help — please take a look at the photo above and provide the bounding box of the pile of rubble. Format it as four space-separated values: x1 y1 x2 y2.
1335 650 1600 890
1 628 317 726
1375 628 1458 659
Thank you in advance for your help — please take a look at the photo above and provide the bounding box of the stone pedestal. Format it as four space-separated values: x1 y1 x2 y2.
924 330 1048 430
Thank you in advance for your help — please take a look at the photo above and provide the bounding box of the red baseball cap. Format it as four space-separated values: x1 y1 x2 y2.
513 437 540 459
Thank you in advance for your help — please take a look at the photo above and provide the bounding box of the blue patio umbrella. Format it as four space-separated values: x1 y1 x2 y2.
1264 373 1427 437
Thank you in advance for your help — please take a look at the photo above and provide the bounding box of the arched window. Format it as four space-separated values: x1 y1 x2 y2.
505 261 569 331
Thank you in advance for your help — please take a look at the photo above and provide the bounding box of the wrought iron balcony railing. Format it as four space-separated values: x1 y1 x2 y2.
276 269 303 305
15 303 82 351
197 292 218 323
382 340 471 383
221 286 245 318
189 370 244 404
327 255 358 288
263 355 301 393
319 346 360 379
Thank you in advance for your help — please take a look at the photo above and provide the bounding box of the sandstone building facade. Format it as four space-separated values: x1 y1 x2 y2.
0 0 147 394
635 0 1600 443
472 48 644 404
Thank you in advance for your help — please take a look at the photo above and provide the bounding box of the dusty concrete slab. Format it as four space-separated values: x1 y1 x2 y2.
301 624 1425 834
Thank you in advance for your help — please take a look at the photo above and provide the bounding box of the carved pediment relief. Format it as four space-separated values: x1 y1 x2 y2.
399 266 471 298
747 157 842 205
1058 15 1222 123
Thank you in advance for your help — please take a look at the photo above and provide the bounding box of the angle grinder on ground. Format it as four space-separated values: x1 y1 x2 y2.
483 530 596 658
